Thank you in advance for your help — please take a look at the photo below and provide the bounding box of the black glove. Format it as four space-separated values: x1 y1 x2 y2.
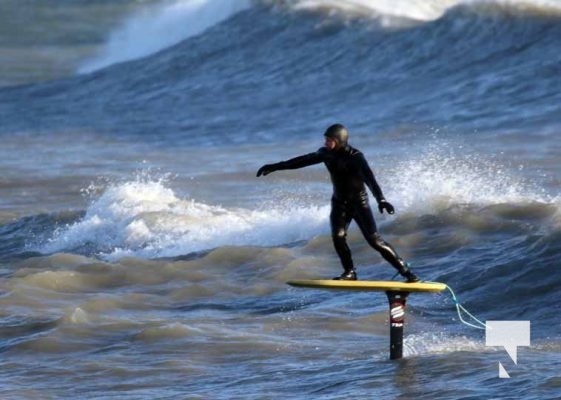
378 199 395 214
256 164 277 177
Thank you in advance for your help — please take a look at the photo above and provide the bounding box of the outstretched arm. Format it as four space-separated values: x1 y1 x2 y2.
257 150 323 177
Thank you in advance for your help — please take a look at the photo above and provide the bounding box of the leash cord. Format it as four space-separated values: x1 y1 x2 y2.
427 281 488 330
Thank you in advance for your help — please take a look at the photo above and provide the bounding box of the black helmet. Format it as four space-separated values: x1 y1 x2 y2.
324 123 349 148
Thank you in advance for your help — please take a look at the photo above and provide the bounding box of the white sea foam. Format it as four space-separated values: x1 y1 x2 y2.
290 0 561 22
291 0 459 22
42 177 329 260
385 145 550 213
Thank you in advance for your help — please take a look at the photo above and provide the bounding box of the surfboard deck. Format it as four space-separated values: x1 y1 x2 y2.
287 279 446 293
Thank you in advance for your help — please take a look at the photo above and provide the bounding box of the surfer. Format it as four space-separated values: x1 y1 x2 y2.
257 123 419 282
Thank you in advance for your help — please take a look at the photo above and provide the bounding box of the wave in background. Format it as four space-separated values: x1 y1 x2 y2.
78 0 561 73
79 0 252 73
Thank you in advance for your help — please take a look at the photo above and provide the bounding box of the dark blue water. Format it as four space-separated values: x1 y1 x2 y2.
1 1 560 398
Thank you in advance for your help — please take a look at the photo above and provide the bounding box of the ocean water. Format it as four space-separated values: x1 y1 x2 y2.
1 0 561 398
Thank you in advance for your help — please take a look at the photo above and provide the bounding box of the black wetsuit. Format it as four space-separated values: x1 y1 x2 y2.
264 145 409 275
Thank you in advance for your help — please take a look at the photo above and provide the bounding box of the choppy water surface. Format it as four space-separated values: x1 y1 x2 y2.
1 0 561 398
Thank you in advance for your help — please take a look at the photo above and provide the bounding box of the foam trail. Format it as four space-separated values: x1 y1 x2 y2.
80 0 252 73
404 332 486 357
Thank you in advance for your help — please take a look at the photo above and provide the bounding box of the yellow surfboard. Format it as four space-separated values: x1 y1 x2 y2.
287 279 446 293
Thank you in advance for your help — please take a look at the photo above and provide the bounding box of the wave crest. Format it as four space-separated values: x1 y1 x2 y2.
79 0 252 73
41 176 329 260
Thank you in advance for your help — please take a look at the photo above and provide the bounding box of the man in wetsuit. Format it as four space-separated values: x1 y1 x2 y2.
256 123 419 282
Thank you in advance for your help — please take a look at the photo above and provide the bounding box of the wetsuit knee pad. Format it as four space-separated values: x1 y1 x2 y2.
332 228 347 240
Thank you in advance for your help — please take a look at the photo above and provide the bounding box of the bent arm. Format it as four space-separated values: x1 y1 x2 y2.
357 154 385 202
